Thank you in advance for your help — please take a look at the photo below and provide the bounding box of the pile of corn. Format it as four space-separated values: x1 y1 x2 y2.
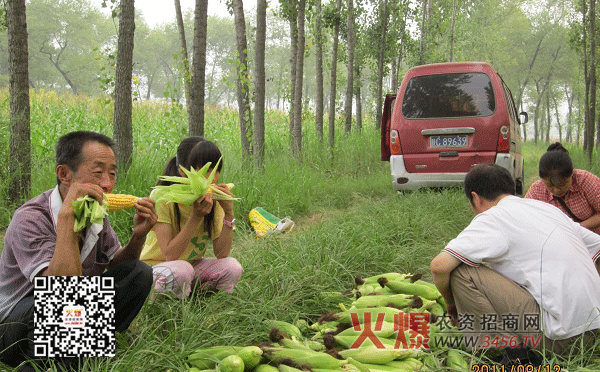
185 272 471 372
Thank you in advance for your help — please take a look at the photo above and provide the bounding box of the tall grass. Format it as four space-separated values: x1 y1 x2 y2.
1 91 600 371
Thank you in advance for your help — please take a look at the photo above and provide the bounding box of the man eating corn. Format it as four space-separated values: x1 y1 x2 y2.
0 131 158 371
431 163 600 365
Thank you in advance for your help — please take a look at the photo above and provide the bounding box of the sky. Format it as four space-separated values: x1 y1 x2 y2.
91 0 260 27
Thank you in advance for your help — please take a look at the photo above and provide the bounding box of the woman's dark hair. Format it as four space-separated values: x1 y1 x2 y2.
539 142 573 179
546 142 569 154
56 131 115 185
464 164 515 205
159 136 223 235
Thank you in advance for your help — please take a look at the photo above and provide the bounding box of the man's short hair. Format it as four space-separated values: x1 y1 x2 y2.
56 131 115 185
464 164 515 205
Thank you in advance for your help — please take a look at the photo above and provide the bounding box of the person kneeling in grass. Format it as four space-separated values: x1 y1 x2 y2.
431 164 600 364
140 136 243 300
525 142 600 235
0 131 158 371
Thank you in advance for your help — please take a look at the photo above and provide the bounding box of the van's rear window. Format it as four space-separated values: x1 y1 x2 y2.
402 72 496 118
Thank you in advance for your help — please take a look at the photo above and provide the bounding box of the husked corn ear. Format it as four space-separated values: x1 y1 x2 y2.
338 347 407 365
207 183 235 193
105 193 139 211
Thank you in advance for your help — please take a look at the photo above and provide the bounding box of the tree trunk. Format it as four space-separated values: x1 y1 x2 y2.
254 0 266 166
232 0 252 158
516 37 543 113
588 0 596 160
344 0 354 133
7 0 31 202
564 84 573 143
533 79 541 144
289 18 298 149
576 94 583 144
292 0 306 160
355 63 362 132
315 0 324 142
188 0 207 136
582 0 589 149
174 0 193 125
394 10 407 93
545 93 550 143
375 0 389 130
419 0 427 64
553 96 562 142
328 0 343 149
390 58 396 94
450 0 457 62
113 0 135 172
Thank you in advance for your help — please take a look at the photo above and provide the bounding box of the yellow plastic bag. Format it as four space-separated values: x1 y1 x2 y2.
249 207 295 237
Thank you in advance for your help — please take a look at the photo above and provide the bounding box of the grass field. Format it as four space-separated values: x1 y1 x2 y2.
1 91 600 371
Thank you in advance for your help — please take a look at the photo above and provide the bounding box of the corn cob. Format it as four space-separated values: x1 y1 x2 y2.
264 320 304 339
360 363 411 372
386 357 423 369
261 347 347 369
356 283 381 296
338 347 408 365
427 303 445 317
207 183 235 193
336 306 404 324
378 278 441 301
345 357 371 372
356 272 418 285
309 319 340 332
253 365 279 372
188 346 242 369
104 193 139 211
386 349 423 361
333 335 398 349
352 294 423 309
303 339 326 352
277 365 304 372
413 279 439 289
216 354 244 372
235 346 262 372
336 320 397 338
269 328 312 351
436 295 447 310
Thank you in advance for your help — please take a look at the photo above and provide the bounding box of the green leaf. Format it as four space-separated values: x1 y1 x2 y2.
71 195 108 232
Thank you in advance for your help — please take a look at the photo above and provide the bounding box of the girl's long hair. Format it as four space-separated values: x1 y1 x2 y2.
158 136 223 235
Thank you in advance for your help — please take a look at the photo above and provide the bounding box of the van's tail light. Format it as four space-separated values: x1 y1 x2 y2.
390 130 402 154
497 125 510 152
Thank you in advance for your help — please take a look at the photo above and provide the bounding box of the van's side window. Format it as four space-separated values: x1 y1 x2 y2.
501 79 519 124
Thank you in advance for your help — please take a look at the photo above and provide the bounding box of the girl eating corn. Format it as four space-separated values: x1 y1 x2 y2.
140 137 243 299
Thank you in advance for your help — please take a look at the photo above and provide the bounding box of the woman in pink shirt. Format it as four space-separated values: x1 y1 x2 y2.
525 142 600 234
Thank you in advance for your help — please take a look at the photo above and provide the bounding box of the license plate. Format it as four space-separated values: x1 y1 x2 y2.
430 135 468 148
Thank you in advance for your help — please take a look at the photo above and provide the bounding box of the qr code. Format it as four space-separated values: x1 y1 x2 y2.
33 276 115 357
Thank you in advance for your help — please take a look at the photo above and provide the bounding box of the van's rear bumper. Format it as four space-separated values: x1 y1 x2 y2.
390 154 517 191
390 155 466 191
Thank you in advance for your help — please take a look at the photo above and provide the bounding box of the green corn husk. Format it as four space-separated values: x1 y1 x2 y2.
72 195 108 232
150 157 238 205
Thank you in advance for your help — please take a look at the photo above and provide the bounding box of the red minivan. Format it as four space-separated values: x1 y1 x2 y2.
381 62 527 194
